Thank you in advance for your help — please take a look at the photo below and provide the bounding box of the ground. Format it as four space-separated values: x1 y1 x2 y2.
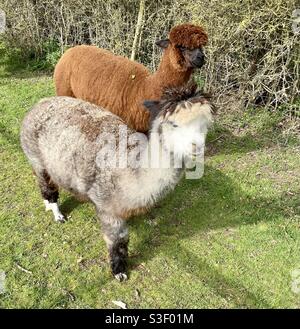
0 66 299 308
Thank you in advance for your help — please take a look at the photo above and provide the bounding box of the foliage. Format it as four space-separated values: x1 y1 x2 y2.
0 0 299 110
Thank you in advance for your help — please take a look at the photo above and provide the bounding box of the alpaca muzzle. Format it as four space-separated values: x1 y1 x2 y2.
191 50 205 68
183 48 205 69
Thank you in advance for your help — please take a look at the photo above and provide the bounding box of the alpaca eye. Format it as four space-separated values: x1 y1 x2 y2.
171 122 178 128
177 45 186 51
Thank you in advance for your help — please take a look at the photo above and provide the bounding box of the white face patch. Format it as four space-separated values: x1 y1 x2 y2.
44 200 65 222
161 102 213 160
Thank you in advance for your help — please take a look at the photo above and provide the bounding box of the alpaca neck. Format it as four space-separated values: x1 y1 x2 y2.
122 128 184 210
146 49 193 97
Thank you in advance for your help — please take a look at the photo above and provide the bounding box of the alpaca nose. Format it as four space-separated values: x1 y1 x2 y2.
198 54 205 65
193 50 205 67
197 51 205 61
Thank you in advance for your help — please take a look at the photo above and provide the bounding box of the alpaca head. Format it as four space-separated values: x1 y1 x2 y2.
144 83 213 162
156 24 208 71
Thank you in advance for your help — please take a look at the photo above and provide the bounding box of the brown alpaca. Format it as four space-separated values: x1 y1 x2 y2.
54 24 208 132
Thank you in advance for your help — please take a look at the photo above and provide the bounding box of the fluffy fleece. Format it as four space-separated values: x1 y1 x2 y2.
20 84 213 280
54 24 208 132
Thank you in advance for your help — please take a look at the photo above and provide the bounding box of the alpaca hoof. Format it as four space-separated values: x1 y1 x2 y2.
54 214 66 223
114 273 128 282
44 200 65 223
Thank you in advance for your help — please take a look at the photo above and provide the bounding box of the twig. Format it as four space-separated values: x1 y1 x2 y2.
209 135 224 144
16 263 33 275
130 0 145 61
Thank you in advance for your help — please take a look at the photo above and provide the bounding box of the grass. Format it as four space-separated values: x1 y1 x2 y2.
0 65 299 309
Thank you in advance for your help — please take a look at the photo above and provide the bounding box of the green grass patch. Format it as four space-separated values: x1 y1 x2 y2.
0 68 299 308
0 40 63 77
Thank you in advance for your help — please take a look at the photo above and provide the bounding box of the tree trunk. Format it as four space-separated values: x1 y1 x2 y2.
130 0 145 61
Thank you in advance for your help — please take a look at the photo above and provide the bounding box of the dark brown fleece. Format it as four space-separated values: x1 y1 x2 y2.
169 24 208 49
54 24 208 132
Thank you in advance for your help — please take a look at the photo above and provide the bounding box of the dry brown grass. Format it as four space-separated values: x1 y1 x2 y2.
187 0 299 111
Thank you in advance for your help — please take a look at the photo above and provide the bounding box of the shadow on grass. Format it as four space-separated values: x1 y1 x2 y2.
0 68 48 81
0 51 52 80
206 120 281 157
170 245 271 308
128 166 297 307
60 196 82 215
0 123 22 151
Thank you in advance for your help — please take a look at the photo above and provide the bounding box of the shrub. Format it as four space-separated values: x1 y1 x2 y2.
0 0 299 111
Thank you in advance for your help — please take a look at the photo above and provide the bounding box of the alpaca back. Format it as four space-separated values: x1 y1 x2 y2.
21 97 129 198
54 46 151 131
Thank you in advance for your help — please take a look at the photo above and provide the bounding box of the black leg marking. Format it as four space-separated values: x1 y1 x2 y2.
35 170 65 222
38 170 59 203
100 213 129 281
110 238 128 278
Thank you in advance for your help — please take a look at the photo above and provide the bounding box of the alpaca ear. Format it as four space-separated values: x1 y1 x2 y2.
143 100 161 122
155 39 170 49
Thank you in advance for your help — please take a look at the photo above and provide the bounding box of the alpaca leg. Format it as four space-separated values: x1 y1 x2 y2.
36 170 65 222
100 213 129 281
